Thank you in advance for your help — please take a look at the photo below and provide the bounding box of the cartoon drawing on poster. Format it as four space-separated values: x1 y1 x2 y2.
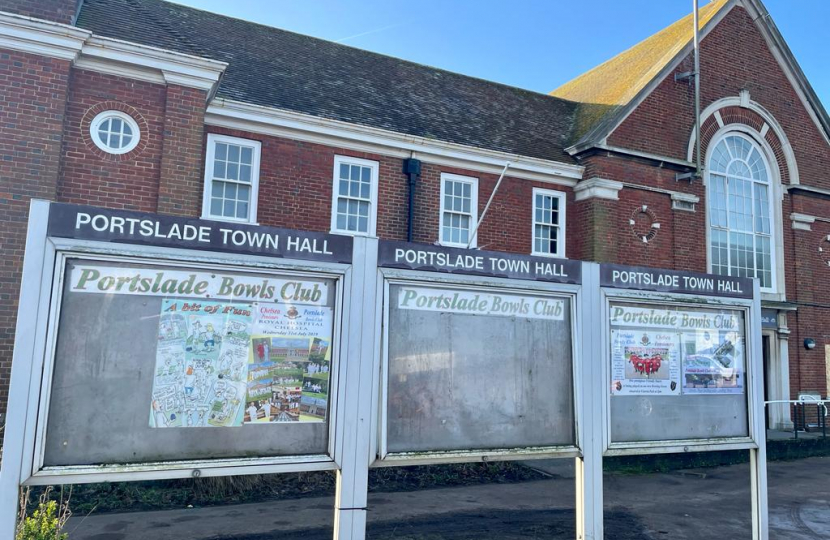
682 327 745 394
611 330 681 395
149 300 253 428
246 336 312 423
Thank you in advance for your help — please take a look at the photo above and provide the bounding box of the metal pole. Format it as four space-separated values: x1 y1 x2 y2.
693 0 702 178
466 161 510 249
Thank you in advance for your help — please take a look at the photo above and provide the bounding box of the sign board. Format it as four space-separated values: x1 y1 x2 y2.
44 258 338 466
378 240 581 284
600 263 752 299
48 202 353 264
601 263 756 447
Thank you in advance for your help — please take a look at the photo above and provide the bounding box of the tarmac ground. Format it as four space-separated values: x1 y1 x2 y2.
65 456 829 540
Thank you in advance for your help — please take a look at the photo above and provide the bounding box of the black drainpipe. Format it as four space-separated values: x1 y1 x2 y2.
402 158 421 242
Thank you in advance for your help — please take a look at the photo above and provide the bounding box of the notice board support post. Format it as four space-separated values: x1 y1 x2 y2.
0 200 51 537
575 262 603 540
749 279 769 540
333 236 378 540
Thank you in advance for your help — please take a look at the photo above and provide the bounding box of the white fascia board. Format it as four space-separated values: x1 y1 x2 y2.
0 11 89 61
205 99 583 187
76 36 227 92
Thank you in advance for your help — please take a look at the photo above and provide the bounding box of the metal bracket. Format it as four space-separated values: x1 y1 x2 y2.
675 70 697 82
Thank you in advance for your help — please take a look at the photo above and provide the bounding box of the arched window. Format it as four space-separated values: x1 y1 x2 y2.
707 133 774 290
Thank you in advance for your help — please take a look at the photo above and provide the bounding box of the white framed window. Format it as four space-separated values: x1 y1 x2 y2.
532 188 566 258
90 111 140 154
707 132 776 291
330 156 379 236
439 173 478 248
202 134 261 224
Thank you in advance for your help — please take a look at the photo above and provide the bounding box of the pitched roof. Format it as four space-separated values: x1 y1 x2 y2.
75 0 581 164
551 0 830 151
550 0 732 148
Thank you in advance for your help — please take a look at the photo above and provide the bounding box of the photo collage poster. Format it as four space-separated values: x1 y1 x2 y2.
245 304 333 424
610 304 745 397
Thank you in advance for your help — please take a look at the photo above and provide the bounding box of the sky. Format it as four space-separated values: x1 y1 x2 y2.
168 0 829 110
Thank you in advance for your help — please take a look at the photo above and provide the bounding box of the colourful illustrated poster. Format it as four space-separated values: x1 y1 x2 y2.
246 336 312 423
149 300 254 428
245 303 335 424
611 330 681 396
682 328 745 394
253 305 334 361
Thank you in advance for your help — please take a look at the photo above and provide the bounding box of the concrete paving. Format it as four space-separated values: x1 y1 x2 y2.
65 456 830 539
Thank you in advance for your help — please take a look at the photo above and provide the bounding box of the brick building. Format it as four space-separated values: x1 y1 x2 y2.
0 0 828 429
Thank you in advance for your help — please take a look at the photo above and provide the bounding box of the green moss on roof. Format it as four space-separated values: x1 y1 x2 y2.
552 0 731 142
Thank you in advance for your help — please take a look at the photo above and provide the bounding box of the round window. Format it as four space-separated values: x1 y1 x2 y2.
89 111 140 154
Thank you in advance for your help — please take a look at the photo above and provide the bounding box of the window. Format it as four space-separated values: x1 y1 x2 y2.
331 156 379 236
532 188 566 258
90 111 140 154
707 133 775 290
439 173 478 247
202 134 261 224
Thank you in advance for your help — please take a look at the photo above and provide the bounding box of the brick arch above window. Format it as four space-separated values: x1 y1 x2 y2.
80 101 149 162
687 94 799 186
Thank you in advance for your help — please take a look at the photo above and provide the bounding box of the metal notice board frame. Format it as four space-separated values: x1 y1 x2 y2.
0 202 770 540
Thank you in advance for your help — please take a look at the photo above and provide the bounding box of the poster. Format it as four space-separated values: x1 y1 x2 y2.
244 304 334 423
609 303 746 397
681 328 744 394
611 329 681 395
150 300 254 427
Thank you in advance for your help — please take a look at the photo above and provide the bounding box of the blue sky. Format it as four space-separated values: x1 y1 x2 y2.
170 0 828 110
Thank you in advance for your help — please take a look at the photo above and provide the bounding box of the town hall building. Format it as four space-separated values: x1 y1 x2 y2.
0 0 828 431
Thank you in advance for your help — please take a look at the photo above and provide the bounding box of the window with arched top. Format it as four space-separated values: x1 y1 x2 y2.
707 132 775 291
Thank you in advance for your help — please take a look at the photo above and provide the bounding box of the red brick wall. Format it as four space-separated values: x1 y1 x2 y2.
158 85 208 216
0 0 79 24
594 4 830 402
608 5 830 191
0 49 71 413
575 153 707 271
205 126 574 255
58 69 166 211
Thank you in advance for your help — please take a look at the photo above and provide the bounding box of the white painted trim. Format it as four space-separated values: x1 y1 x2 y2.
201 133 261 225
205 99 583 186
330 155 380 237
0 11 88 60
789 212 815 231
573 177 623 201
531 187 567 258
438 173 479 248
76 35 226 93
687 95 801 185
89 110 141 155
0 12 226 93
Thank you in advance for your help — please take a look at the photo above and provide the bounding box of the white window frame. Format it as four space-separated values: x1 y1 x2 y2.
438 173 479 248
531 187 567 258
330 155 380 237
201 133 261 225
705 130 779 294
89 110 141 155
